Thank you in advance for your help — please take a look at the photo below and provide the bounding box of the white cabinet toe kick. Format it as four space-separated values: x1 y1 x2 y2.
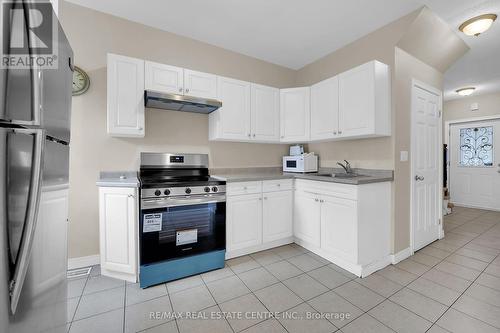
226 178 392 277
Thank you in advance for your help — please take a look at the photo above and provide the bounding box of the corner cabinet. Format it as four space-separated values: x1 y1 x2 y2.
98 186 138 283
226 180 293 258
107 54 145 137
280 87 310 143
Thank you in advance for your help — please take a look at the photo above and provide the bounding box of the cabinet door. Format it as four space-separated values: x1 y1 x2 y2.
338 62 375 138
184 69 217 99
107 54 145 137
99 187 137 275
145 61 184 94
263 190 293 243
293 190 320 245
280 87 310 142
216 76 251 140
227 193 263 252
310 76 339 141
251 84 280 142
320 194 357 262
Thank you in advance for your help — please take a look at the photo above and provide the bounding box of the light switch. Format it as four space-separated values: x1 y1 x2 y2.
400 151 409 162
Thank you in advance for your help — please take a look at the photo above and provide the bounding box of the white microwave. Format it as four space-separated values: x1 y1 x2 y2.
283 154 318 173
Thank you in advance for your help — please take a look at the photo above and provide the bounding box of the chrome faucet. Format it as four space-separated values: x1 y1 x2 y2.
337 160 353 174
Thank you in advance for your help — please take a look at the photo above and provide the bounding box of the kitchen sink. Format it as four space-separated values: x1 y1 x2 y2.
315 173 364 178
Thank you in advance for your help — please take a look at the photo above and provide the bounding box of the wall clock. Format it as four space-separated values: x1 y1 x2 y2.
72 66 90 96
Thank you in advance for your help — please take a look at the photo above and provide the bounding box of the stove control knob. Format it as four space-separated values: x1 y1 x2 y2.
154 190 161 196
212 186 218 193
185 188 192 194
164 189 171 195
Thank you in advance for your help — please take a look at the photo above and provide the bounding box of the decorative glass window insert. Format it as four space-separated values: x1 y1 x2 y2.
459 126 493 167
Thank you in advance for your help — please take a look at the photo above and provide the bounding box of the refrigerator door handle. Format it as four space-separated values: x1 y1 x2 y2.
9 128 45 314
31 68 43 126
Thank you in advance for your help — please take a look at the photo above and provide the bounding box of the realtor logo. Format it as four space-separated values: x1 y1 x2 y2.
1 0 58 69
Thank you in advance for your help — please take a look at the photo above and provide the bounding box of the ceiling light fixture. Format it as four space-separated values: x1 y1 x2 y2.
459 14 497 36
456 87 476 96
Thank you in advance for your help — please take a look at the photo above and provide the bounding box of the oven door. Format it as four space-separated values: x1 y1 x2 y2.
140 194 226 265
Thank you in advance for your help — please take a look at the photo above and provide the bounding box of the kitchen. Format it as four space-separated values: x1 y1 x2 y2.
2 1 500 333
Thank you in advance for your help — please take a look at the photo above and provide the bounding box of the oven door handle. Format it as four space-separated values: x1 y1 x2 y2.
141 194 226 209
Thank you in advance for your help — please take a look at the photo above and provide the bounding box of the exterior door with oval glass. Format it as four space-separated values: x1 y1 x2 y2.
412 83 442 251
450 120 500 210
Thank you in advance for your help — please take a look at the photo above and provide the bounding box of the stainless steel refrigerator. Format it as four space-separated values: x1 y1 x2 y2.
1 1 73 332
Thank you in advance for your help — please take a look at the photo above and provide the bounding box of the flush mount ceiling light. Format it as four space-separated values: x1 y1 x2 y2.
456 87 476 96
459 14 497 36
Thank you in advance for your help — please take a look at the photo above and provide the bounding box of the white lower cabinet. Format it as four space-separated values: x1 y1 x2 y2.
226 180 293 258
320 195 357 263
293 190 320 245
98 186 138 282
263 190 293 243
227 193 263 252
293 179 391 277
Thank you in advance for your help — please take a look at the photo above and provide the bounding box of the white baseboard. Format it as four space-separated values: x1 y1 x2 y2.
452 203 500 212
68 254 100 270
390 247 412 264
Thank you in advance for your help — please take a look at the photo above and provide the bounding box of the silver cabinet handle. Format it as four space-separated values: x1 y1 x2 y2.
315 198 319 202
243 186 248 190
338 130 343 134
248 134 251 137
259 198 262 201
277 184 281 187
138 127 143 131
253 134 256 137
178 88 183 93
185 88 189 93
128 194 135 198
333 131 337 135
264 197 268 200
9 128 45 314
320 199 324 203
280 136 284 139
415 175 425 181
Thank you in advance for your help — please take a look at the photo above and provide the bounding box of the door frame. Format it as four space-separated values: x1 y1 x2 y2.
410 79 444 254
445 114 500 210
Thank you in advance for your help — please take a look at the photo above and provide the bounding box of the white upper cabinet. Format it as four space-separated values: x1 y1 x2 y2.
338 61 390 138
212 76 251 141
310 76 339 141
183 69 217 99
145 62 217 99
107 54 145 137
280 87 310 143
251 84 280 142
145 61 184 94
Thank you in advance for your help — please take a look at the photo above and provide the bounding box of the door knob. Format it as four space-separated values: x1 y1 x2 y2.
415 175 425 181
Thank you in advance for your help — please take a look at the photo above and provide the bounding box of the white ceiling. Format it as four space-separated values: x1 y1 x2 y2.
65 0 500 100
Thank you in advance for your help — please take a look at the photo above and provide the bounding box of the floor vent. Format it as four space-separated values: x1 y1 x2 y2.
67 267 91 279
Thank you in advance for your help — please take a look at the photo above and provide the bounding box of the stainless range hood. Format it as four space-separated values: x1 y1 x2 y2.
144 90 222 114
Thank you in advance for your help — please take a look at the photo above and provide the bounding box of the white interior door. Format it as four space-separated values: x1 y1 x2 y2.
450 120 500 210
412 84 441 251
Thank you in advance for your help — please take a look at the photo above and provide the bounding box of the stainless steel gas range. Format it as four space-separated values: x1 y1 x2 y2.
138 153 226 288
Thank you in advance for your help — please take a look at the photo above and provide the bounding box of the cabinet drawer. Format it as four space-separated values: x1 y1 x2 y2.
227 181 262 196
262 179 293 192
295 179 357 200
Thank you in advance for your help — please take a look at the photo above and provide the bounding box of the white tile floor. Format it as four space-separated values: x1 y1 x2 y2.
67 207 500 333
